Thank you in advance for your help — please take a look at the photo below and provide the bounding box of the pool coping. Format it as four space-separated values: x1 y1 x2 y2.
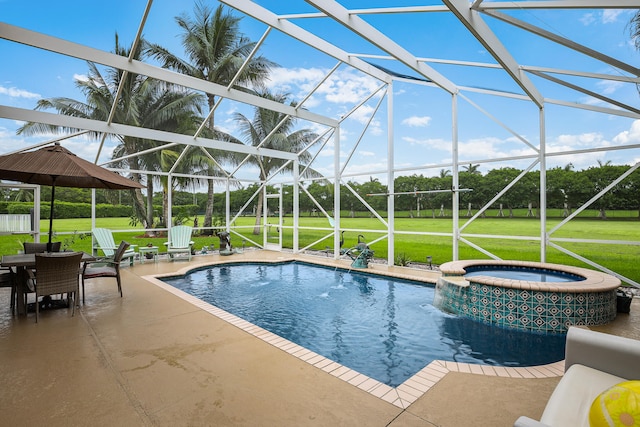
440 259 621 292
142 255 565 409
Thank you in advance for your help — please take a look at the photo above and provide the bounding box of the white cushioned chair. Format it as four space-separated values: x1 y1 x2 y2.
514 327 640 427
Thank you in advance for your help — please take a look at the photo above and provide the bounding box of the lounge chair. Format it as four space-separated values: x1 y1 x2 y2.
28 252 83 323
165 225 194 261
82 241 130 304
92 228 136 266
514 327 640 427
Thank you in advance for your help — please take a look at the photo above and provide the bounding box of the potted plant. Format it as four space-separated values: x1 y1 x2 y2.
145 243 155 259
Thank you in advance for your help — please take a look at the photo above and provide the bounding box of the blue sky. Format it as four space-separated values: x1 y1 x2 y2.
1 0 639 185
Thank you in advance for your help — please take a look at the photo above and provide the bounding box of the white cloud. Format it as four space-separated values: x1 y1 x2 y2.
555 132 607 148
402 136 449 150
402 116 432 127
266 66 381 109
596 80 624 95
266 67 327 95
344 104 383 136
602 10 623 24
613 119 640 144
459 137 509 159
0 85 40 99
580 13 596 26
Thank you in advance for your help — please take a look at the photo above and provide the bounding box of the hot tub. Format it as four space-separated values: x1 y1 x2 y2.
435 260 621 333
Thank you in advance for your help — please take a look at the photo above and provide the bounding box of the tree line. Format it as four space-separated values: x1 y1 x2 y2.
3 160 637 221
267 162 640 219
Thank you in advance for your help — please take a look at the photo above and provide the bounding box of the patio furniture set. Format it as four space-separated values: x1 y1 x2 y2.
92 225 195 264
0 225 197 321
0 239 133 321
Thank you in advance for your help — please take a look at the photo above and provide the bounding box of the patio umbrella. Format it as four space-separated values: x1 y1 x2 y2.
0 142 143 246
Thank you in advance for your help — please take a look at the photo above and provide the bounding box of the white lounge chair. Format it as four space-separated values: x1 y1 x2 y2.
92 228 136 266
514 327 640 427
165 225 194 261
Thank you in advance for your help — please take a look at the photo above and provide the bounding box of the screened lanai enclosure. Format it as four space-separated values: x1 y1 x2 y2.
1 1 639 286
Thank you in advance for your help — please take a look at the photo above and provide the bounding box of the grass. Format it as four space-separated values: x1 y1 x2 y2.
1 215 638 283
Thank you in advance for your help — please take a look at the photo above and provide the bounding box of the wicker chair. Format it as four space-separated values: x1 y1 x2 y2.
81 241 130 304
28 252 83 323
0 267 15 315
23 241 61 253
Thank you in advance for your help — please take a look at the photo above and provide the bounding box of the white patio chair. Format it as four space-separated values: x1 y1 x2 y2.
92 228 136 266
165 225 194 261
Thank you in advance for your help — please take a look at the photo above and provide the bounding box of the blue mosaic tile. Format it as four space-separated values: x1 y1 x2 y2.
435 278 617 333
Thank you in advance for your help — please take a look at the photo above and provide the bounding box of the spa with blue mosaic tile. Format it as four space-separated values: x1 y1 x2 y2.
436 260 621 333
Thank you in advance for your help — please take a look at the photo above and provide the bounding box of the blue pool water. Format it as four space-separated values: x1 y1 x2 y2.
464 266 585 282
163 262 566 387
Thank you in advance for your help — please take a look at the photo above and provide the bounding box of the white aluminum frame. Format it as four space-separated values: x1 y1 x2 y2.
1 1 639 286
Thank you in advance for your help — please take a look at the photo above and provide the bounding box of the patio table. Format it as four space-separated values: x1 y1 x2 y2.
1 252 95 315
138 246 159 264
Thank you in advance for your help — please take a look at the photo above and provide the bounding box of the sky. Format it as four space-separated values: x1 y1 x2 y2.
1 0 640 186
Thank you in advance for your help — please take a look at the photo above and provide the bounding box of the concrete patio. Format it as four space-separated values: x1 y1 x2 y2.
1 250 638 426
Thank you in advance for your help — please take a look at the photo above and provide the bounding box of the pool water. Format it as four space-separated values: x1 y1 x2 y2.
464 266 585 282
163 262 565 387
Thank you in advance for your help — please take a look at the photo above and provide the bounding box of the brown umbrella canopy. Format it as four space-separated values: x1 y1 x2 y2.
0 142 143 244
0 143 143 189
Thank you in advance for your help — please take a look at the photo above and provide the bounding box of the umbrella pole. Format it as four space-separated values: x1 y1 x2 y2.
48 179 56 250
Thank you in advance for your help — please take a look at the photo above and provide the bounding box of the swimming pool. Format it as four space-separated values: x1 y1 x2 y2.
162 261 565 387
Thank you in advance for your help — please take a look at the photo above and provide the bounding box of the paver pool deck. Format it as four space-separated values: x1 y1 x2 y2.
1 250 638 426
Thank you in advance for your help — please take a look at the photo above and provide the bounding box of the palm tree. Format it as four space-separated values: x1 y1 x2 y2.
18 34 205 229
439 169 451 178
232 91 320 234
463 164 481 174
146 1 276 234
630 11 640 92
630 11 640 50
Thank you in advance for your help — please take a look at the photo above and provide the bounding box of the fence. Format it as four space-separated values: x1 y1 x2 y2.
0 213 33 233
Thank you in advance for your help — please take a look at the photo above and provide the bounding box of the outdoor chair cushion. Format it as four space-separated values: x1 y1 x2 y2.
514 327 640 427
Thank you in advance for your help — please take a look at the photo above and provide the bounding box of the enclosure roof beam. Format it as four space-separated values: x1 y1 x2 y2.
0 106 298 161
284 1 640 18
476 1 640 10
443 0 544 107
220 0 391 83
529 70 640 115
482 10 640 77
0 23 338 128
305 0 459 95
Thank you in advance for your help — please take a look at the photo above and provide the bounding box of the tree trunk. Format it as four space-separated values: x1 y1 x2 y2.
146 178 154 229
253 191 263 235
127 159 148 229
163 187 170 227
202 179 214 235
202 95 216 235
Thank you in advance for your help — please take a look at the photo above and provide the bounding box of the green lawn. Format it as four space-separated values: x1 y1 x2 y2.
1 215 638 283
